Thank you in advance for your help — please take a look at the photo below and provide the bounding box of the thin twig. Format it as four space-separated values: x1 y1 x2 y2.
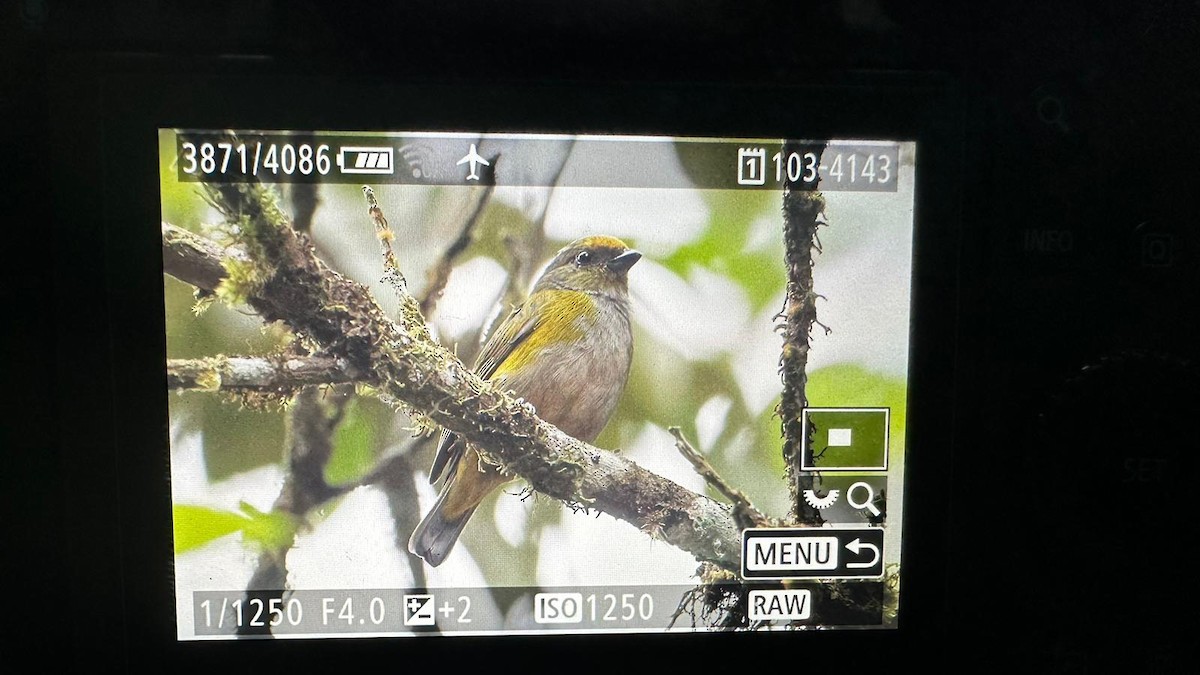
668 426 771 529
487 142 571 347
419 153 499 318
362 185 407 295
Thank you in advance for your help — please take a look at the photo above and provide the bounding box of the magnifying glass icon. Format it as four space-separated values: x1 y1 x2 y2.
847 481 881 516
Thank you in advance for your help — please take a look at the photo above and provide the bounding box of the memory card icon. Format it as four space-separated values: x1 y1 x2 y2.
337 146 395 175
402 594 435 626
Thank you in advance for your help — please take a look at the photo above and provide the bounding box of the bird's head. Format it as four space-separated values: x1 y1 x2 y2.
535 236 641 298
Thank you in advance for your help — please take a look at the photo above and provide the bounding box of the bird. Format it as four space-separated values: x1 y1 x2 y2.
409 235 641 567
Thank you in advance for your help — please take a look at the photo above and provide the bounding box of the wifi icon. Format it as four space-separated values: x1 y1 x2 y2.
399 144 437 180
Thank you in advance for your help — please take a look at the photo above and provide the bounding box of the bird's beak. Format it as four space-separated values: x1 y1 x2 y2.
607 249 642 273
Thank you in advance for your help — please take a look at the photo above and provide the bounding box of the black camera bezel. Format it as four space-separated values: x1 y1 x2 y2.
48 55 963 668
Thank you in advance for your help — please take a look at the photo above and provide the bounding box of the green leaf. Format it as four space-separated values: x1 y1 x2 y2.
661 190 783 311
172 502 299 554
324 398 376 485
172 504 251 554
237 502 298 551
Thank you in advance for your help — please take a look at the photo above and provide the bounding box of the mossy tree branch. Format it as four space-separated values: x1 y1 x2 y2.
166 355 356 392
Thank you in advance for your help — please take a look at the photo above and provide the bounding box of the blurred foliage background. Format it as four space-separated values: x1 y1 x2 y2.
162 131 912 598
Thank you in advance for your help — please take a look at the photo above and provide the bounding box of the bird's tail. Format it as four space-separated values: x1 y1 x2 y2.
408 484 478 567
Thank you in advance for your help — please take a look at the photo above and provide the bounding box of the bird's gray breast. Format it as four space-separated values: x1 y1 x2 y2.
500 296 632 444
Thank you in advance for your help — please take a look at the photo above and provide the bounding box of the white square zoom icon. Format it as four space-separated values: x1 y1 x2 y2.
827 428 853 447
403 594 435 626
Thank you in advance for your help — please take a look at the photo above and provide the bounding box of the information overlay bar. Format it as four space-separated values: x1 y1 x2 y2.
190 583 884 637
173 132 899 192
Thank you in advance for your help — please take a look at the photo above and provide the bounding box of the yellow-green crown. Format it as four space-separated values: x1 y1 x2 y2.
575 235 630 251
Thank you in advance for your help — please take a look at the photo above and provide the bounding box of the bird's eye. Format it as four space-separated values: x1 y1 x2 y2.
574 251 592 266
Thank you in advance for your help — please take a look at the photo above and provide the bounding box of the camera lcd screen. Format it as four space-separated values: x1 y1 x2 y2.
160 129 915 638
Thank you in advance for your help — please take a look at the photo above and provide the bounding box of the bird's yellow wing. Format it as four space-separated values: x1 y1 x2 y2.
474 302 542 381
426 300 541 484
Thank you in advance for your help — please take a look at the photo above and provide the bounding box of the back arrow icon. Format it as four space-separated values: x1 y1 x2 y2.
845 538 881 569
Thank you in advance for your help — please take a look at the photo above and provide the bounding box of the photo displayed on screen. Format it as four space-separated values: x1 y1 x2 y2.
160 129 915 638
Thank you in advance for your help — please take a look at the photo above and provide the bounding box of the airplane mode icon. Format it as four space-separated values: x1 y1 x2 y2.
457 143 490 181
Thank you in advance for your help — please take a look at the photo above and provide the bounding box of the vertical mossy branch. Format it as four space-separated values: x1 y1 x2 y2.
778 140 828 526
677 140 841 631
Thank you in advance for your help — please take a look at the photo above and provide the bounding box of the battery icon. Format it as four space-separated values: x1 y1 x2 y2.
336 146 395 175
